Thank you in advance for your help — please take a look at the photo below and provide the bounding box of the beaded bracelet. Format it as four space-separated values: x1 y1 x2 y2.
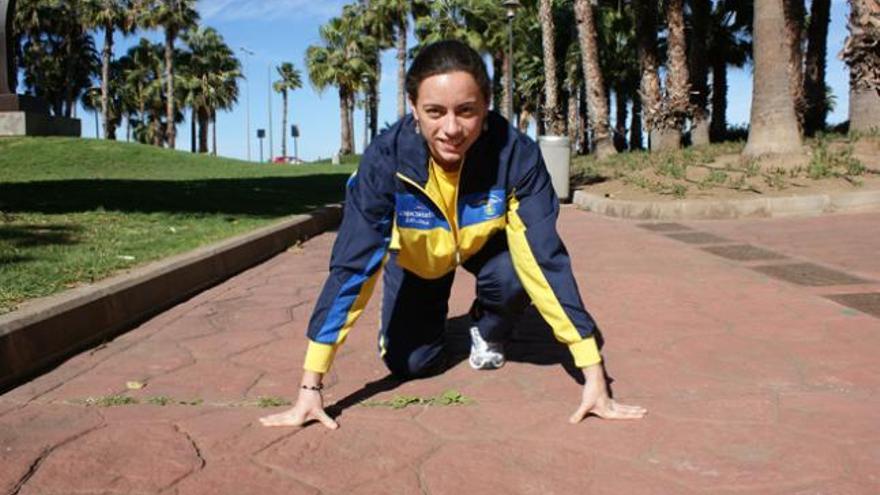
301 384 323 392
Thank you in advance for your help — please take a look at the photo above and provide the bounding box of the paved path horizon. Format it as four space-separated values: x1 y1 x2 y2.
2 208 879 494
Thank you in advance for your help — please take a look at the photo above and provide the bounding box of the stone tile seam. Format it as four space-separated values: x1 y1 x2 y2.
637 224 880 319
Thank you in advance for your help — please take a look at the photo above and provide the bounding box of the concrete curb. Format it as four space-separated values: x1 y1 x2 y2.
0 204 343 392
572 189 880 220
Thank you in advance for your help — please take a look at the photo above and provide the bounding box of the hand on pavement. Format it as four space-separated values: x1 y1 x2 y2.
259 389 338 429
569 364 647 423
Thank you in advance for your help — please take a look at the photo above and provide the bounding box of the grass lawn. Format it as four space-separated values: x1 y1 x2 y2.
0 137 358 314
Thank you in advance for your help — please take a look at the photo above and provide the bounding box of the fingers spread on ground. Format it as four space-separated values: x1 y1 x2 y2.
569 405 590 424
312 410 340 430
259 412 304 427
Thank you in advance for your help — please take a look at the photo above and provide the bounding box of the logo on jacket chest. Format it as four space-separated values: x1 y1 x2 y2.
460 188 506 228
395 193 449 230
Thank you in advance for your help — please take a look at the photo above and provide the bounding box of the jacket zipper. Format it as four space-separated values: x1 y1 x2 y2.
396 162 465 266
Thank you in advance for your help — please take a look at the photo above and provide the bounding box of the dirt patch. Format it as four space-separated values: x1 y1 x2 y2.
573 136 880 202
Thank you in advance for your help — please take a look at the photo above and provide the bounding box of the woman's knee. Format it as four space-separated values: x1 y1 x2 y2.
382 344 446 379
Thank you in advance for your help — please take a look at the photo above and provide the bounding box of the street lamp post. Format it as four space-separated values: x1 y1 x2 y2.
257 128 265 163
502 0 520 122
239 47 254 161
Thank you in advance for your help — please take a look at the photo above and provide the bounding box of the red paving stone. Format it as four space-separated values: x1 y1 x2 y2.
2 208 879 494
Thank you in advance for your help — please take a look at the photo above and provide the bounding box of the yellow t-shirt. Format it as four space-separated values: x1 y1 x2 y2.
426 158 461 235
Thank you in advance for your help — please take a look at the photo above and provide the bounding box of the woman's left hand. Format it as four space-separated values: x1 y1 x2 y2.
569 363 647 423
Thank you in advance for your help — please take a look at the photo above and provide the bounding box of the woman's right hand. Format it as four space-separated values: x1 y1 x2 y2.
259 389 339 429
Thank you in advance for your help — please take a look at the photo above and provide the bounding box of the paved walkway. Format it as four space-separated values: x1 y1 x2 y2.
2 208 879 494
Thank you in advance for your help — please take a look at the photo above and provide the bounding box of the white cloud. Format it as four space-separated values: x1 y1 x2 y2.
198 0 348 22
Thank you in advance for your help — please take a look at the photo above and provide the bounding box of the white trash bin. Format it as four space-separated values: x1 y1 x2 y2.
538 135 571 201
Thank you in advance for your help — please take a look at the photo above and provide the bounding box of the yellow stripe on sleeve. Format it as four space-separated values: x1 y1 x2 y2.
506 195 602 367
304 255 387 374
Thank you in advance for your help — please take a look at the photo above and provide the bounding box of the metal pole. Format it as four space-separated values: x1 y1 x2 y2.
259 137 263 163
268 64 274 161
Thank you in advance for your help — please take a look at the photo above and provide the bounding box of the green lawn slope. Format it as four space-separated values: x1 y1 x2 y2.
0 137 357 314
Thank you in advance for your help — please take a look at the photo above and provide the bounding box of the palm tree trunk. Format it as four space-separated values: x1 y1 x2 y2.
630 96 643 150
501 51 513 120
397 16 407 118
743 0 803 158
843 0 880 132
370 58 379 139
164 28 176 149
190 107 196 152
635 0 662 147
492 57 503 112
654 0 690 152
573 0 616 158
849 85 880 133
710 58 728 142
614 91 628 151
339 87 353 155
198 106 209 153
101 24 114 140
281 90 288 158
578 84 589 154
567 85 578 153
688 0 711 146
539 0 564 135
211 108 217 156
782 0 806 131
535 99 546 136
803 0 830 136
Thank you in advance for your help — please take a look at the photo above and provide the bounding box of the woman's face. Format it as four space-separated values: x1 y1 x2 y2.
410 71 489 169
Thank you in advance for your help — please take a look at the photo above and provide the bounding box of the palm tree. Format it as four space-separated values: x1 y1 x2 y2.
80 0 135 140
743 0 802 158
306 9 373 155
137 0 199 149
81 86 102 137
688 0 711 145
782 0 806 130
539 0 564 135
596 2 638 151
16 0 99 118
208 62 240 156
653 0 691 152
378 0 411 118
274 62 303 159
181 26 241 154
118 38 165 145
802 0 830 136
573 0 615 158
707 0 751 142
841 0 880 133
634 0 662 150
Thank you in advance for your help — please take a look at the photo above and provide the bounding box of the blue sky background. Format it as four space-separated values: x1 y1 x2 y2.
76 0 854 162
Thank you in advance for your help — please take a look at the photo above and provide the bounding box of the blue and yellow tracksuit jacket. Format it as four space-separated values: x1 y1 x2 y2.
303 111 601 373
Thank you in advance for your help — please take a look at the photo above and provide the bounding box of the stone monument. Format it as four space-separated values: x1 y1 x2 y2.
0 0 80 136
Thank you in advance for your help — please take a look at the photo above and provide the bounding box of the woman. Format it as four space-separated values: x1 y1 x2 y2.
261 40 646 429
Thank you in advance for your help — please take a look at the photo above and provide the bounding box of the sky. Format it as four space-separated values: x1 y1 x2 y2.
75 0 855 163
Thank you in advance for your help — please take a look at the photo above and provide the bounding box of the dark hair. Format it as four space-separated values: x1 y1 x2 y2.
405 40 491 104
